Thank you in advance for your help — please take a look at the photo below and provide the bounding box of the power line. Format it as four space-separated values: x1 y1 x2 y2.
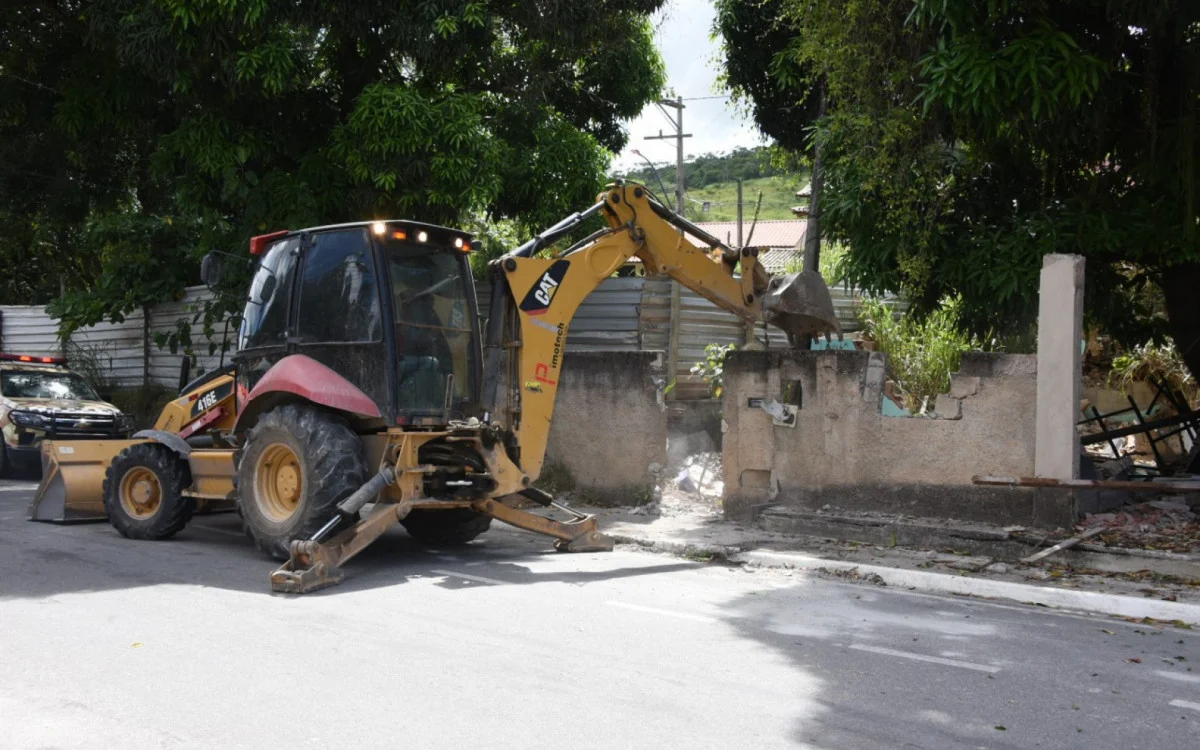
0 71 61 94
681 95 730 101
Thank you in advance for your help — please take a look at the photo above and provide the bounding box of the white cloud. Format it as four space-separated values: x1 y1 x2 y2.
613 0 765 173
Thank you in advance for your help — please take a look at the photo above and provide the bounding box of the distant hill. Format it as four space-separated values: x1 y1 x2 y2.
612 147 808 222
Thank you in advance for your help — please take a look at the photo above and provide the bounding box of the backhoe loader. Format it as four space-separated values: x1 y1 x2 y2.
29 181 839 593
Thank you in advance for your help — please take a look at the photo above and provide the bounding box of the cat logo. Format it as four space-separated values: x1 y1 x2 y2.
518 260 570 316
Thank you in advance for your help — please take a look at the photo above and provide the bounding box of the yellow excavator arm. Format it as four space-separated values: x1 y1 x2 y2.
484 181 839 484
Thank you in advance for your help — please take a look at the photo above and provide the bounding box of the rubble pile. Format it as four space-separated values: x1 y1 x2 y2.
640 452 725 518
673 452 724 498
1082 498 1200 553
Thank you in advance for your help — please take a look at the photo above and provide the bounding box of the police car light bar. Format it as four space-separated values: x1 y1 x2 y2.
0 353 68 364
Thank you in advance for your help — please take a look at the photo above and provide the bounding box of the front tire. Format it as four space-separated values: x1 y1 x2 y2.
236 404 367 560
0 443 9 479
103 443 195 540
401 507 492 545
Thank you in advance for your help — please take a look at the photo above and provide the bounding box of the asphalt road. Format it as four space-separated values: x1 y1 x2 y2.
1 477 1198 750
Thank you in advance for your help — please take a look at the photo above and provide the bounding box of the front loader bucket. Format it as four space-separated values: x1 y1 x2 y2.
27 440 138 522
762 270 842 345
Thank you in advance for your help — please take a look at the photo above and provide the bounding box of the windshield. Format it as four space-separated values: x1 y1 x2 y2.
384 239 475 415
238 237 299 350
1 370 100 401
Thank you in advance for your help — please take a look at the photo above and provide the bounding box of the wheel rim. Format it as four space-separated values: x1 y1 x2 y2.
255 442 303 523
119 467 162 520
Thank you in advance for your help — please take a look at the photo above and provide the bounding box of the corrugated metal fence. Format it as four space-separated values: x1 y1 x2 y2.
0 286 231 390
2 277 889 398
480 275 889 400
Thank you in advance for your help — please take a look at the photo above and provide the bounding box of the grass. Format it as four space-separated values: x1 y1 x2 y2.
680 176 804 224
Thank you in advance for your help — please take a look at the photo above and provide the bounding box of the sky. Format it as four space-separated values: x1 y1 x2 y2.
611 0 765 173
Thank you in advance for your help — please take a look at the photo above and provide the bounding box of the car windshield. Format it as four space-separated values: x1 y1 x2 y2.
0 370 100 401
383 238 475 414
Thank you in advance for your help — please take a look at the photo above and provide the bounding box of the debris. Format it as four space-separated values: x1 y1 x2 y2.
985 562 1010 574
1021 526 1106 564
1080 500 1200 553
1126 657 1143 664
816 566 886 586
675 469 697 493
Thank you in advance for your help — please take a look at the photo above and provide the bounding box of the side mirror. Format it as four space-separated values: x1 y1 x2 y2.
201 252 222 288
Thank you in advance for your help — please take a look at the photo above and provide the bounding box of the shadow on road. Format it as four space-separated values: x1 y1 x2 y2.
1 492 697 601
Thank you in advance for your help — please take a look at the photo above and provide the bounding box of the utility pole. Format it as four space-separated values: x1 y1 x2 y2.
736 178 744 246
803 83 827 275
644 96 691 214
644 96 692 398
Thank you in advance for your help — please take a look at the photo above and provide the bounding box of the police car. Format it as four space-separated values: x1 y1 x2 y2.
0 353 135 477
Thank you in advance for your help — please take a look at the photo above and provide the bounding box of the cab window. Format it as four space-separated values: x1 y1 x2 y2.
239 237 299 350
296 229 382 343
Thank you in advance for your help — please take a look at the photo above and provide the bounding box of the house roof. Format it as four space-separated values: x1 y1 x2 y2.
687 219 807 250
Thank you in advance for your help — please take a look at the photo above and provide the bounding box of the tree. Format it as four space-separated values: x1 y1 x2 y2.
716 0 1200 377
1 0 666 350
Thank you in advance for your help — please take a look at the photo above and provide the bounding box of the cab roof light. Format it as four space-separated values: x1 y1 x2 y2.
392 230 407 241
249 230 290 256
417 230 428 243
372 222 387 236
0 353 67 364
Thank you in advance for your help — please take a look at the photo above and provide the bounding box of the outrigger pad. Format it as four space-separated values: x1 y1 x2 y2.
553 530 615 553
269 540 346 594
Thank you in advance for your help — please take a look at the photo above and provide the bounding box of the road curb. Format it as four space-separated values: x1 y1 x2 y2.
732 549 1200 624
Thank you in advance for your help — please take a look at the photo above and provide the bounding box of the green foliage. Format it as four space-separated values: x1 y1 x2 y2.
858 296 976 413
1 0 668 340
716 0 1200 379
683 176 802 222
618 147 786 191
1111 342 1198 406
691 343 737 398
784 241 847 284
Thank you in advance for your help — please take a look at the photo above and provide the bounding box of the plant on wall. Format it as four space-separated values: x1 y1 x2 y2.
858 296 976 413
691 343 738 399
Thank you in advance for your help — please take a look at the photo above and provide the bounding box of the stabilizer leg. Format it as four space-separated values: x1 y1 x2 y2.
472 497 614 553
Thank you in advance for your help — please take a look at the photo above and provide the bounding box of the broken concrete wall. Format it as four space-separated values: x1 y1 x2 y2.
543 351 667 505
722 350 1074 528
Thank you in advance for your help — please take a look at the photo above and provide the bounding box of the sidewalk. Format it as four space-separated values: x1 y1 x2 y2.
584 489 1200 625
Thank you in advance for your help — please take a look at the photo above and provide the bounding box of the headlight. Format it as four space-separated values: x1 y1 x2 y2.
116 414 137 434
9 410 51 428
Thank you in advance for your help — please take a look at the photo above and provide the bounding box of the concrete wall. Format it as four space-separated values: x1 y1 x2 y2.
543 351 667 505
722 350 1074 528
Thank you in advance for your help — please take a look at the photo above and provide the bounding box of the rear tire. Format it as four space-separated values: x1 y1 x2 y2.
103 443 195 540
401 507 492 545
236 404 367 560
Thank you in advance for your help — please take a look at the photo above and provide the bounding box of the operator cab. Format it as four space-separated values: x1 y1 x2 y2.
226 221 482 427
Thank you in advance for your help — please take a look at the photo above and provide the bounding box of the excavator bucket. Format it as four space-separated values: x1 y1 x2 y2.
762 270 842 345
27 440 138 522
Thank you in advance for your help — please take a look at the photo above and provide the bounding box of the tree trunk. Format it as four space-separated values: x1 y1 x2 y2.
1160 260 1200 383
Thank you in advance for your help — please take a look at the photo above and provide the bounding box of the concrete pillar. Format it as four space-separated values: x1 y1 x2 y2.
1035 254 1084 479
